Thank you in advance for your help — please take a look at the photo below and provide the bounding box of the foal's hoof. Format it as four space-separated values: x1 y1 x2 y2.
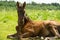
55 35 60 39
7 34 17 39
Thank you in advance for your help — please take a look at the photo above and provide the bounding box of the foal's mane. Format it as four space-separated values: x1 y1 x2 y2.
24 14 32 25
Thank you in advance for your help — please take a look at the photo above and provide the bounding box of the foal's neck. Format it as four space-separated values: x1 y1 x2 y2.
24 14 32 26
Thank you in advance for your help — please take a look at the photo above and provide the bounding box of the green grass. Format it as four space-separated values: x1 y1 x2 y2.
0 9 60 40
0 10 17 40
26 9 60 21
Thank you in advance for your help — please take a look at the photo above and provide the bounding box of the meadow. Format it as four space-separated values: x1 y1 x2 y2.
0 1 60 40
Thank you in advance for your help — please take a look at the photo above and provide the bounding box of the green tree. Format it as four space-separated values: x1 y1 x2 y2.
32 1 37 5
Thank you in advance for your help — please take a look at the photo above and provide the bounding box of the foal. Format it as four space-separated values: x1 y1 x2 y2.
16 2 60 38
7 2 60 40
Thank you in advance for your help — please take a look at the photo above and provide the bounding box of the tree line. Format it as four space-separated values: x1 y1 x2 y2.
0 1 60 10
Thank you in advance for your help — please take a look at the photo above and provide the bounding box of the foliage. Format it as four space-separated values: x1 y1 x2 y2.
0 1 60 10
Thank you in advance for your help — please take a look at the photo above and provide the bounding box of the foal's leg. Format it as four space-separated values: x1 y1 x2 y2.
7 26 19 39
20 32 32 38
50 25 60 38
7 33 17 39
44 37 56 40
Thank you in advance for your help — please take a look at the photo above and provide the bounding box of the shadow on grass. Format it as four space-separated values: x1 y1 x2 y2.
7 38 39 40
7 37 60 40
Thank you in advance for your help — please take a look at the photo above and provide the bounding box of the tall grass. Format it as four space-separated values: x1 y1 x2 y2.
26 9 60 21
0 9 17 40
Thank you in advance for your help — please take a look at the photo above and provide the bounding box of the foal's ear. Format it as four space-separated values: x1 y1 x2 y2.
17 1 20 7
23 2 26 8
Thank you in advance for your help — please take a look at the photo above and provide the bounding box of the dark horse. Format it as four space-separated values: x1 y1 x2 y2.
7 2 60 40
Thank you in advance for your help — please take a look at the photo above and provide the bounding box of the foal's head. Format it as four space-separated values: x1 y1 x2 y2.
17 2 32 26
17 2 26 17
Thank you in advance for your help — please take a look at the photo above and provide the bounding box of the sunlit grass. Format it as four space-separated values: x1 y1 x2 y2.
0 9 60 40
26 9 60 21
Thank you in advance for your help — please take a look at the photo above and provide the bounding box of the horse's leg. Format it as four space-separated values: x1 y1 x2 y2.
7 33 21 40
7 33 18 39
50 25 60 38
44 37 55 40
20 32 33 38
45 23 60 38
7 26 19 39
56 25 60 34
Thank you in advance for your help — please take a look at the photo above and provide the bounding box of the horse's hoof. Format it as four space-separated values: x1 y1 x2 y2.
7 34 17 39
55 35 60 39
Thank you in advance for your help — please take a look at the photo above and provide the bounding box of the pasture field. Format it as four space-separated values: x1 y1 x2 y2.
0 8 60 40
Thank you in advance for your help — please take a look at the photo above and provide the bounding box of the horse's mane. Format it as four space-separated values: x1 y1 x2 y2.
24 14 32 25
